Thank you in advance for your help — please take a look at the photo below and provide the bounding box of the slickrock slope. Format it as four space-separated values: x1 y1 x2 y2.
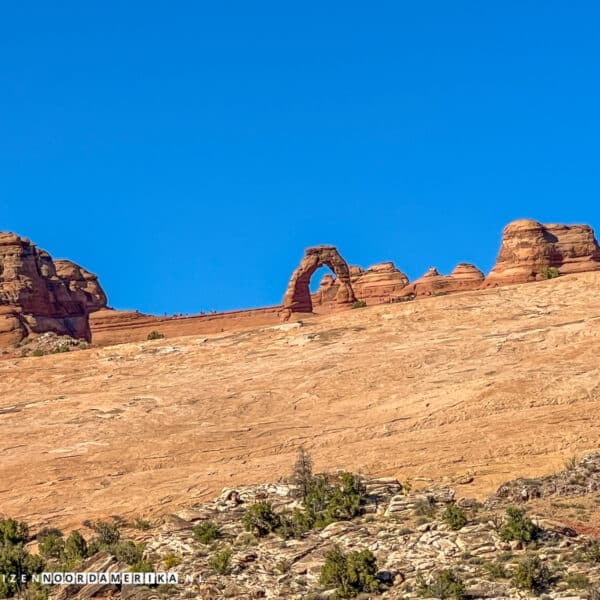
2 272 600 534
313 261 409 310
0 233 107 345
484 219 600 287
397 263 484 298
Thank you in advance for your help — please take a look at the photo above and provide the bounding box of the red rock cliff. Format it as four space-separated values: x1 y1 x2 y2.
0 233 108 345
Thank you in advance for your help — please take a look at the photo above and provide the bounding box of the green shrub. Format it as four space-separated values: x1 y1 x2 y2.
583 540 600 563
565 572 590 589
131 518 152 531
90 520 121 547
319 545 379 599
64 531 87 562
147 331 165 340
0 544 45 597
500 507 540 543
32 349 46 357
416 569 465 599
243 502 280 537
193 521 220 545
163 552 181 569
482 560 507 579
130 559 154 573
351 300 367 309
540 266 560 279
443 504 467 530
209 547 232 575
112 540 145 565
0 519 29 545
38 533 65 560
513 556 551 593
302 472 366 531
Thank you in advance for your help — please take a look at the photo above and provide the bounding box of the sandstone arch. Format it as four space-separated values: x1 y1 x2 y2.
283 245 357 313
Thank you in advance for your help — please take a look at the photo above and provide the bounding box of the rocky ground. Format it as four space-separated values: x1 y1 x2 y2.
46 453 600 600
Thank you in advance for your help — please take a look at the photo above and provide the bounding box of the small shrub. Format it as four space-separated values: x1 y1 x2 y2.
319 545 379 599
64 531 87 562
38 533 65 560
500 507 540 543
131 517 152 531
417 569 465 599
414 496 437 519
443 504 467 530
540 266 560 279
90 520 121 547
193 521 220 545
564 454 578 471
163 552 181 569
483 560 507 579
32 349 46 357
243 502 280 537
0 519 29 545
513 556 551 593
130 559 154 573
147 331 165 341
113 540 144 565
351 300 367 309
565 572 590 589
583 540 600 563
209 546 232 575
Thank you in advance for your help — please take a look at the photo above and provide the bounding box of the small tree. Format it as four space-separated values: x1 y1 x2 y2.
513 556 551 592
292 447 314 500
193 521 220 545
443 504 468 530
417 569 465 599
319 545 379 598
64 531 87 562
500 507 540 543
243 502 280 537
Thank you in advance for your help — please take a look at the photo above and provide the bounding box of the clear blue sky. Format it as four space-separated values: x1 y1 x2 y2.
2 2 599 314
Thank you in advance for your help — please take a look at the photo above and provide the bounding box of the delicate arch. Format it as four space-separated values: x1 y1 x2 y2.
282 245 357 313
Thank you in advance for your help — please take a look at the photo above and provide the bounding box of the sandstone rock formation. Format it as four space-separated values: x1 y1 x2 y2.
396 263 484 298
283 245 357 313
0 232 107 345
312 261 409 308
484 219 600 287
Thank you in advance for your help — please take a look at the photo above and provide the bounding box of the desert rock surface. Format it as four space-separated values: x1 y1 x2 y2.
484 219 600 286
0 233 107 345
2 271 600 532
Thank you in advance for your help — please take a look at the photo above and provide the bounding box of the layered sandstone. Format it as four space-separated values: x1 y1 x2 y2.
396 263 484 298
312 261 409 308
484 219 600 287
283 245 356 313
0 232 107 345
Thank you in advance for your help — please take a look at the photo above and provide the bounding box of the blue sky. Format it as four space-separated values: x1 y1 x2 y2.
2 2 599 314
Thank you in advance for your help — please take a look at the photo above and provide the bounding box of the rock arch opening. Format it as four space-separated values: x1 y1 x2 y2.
282 245 357 313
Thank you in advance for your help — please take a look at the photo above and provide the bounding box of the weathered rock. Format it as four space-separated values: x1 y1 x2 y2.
484 219 600 287
313 261 409 308
283 246 357 313
397 264 484 298
0 232 107 345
